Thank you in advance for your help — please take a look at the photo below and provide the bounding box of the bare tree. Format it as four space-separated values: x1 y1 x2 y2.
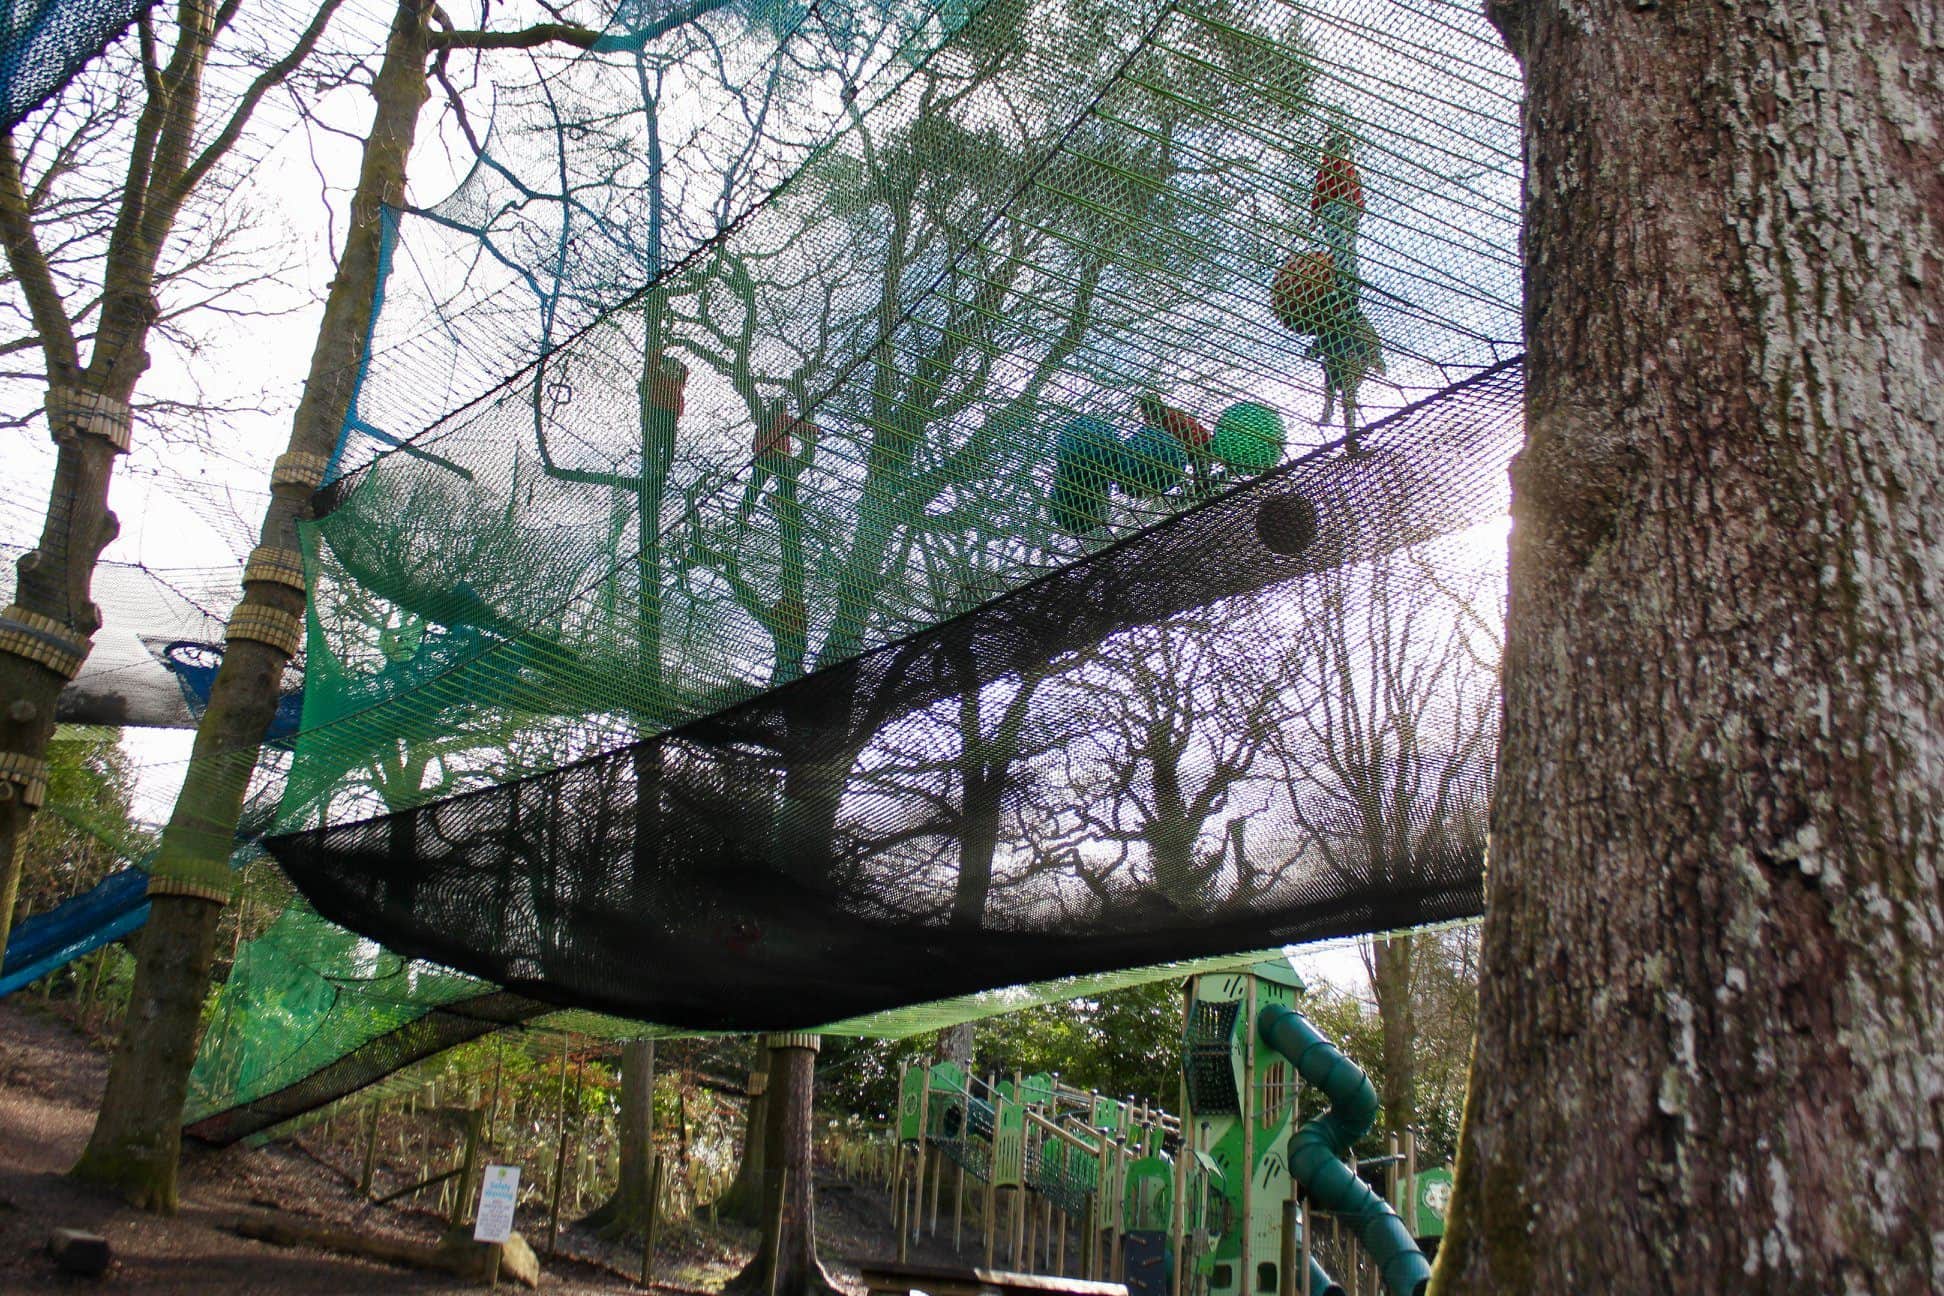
1050 617 1286 915
0 0 347 966
1275 542 1497 1139
69 0 700 1211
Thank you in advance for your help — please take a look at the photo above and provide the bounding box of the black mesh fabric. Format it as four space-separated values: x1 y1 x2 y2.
183 991 545 1144
0 0 150 130
267 362 1518 1031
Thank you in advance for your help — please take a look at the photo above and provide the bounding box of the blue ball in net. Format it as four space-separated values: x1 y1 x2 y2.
1120 424 1187 497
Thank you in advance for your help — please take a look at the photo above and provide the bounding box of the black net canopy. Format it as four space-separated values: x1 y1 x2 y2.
0 0 150 130
260 0 1520 1030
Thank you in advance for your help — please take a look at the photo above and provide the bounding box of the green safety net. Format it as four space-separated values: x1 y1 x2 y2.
189 0 1519 1131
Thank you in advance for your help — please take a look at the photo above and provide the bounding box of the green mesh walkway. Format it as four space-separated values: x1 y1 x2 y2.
191 0 1519 1128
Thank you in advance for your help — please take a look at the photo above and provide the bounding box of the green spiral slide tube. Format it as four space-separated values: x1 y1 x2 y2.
1257 1002 1433 1296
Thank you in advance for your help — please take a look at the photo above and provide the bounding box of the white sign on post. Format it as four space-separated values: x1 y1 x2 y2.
473 1164 521 1244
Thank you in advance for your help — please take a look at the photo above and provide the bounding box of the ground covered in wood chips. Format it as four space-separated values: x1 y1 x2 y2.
0 996 974 1293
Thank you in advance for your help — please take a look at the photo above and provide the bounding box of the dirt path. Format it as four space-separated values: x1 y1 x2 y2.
0 997 983 1294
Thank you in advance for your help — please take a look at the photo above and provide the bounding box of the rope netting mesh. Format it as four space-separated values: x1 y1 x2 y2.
190 0 1520 1125
0 0 151 130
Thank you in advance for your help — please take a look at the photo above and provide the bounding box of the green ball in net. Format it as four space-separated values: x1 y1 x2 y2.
1211 402 1285 473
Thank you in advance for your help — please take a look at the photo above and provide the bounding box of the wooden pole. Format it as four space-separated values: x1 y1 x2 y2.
929 1145 943 1237
896 1157 910 1263
1300 1199 1312 1296
914 1069 930 1242
358 1100 380 1198
1241 974 1258 1296
78 947 107 1028
766 1166 790 1296
1386 1132 1399 1219
954 1162 966 1252
1403 1130 1418 1236
1025 1188 1038 1273
640 1153 664 1288
1018 1189 1034 1274
984 1173 997 1268
1081 1190 1095 1280
373 1164 461 1207
547 1035 574 1255
1281 1196 1298 1296
451 1106 484 1230
1173 978 1191 1296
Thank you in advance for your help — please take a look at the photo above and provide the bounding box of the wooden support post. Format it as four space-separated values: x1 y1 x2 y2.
1300 1199 1312 1296
451 1105 484 1230
984 1176 996 1269
358 1100 381 1198
1171 1010 1190 1296
896 1158 910 1264
766 1167 791 1296
417 1134 437 1220
1403 1130 1417 1237
1024 1190 1037 1273
1196 1163 1212 1296
1386 1132 1400 1218
954 1162 966 1252
915 1073 931 1243
640 1153 665 1288
1240 975 1257 1296
1281 1196 1298 1296
547 1034 574 1256
1081 1191 1094 1280
1011 1187 1025 1270
929 1146 943 1237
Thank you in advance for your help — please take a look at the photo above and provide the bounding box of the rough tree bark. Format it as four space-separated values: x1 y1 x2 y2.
934 1022 975 1069
719 1043 773 1225
71 0 438 1209
65 0 683 1211
581 1038 656 1236
1432 0 1942 1289
0 0 341 966
727 1034 838 1296
1364 934 1414 1140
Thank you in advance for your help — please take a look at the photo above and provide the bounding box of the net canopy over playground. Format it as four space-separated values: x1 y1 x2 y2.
182 0 1521 1130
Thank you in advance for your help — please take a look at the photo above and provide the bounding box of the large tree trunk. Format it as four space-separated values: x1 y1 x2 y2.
727 1034 837 1296
1365 933 1414 1139
1432 0 1943 1289
0 0 227 963
934 1022 975 1069
71 0 436 1211
719 1044 773 1226
582 1039 656 1236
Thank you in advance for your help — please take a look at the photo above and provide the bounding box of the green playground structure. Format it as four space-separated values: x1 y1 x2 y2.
872 960 1447 1296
